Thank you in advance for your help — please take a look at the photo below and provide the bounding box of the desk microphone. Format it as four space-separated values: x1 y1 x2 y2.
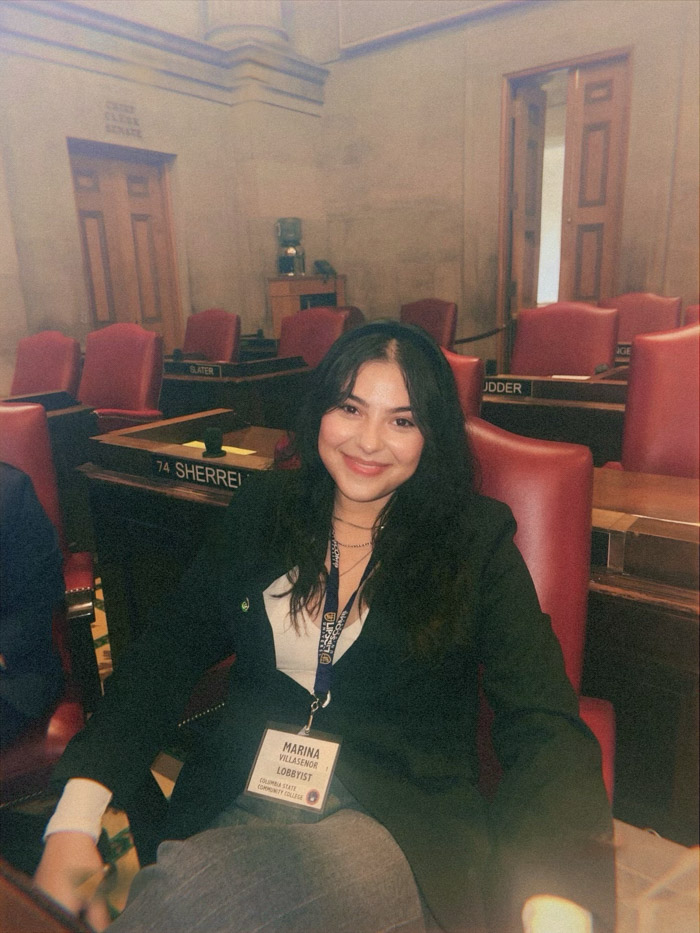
594 363 609 374
202 427 226 458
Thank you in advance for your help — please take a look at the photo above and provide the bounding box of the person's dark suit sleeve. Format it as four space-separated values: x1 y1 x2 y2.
50 473 272 806
0 466 64 661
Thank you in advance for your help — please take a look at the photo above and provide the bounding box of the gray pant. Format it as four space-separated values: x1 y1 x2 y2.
109 806 426 933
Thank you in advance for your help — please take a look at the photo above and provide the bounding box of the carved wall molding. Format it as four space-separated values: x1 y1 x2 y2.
0 0 328 114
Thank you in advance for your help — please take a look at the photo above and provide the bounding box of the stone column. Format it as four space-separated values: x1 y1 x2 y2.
203 0 289 49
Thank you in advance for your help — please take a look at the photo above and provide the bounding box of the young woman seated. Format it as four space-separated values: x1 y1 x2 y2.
34 320 614 933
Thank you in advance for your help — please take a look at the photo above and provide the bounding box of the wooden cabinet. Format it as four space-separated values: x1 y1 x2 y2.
267 274 346 338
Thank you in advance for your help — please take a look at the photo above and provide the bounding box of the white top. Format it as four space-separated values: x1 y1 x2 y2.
45 572 368 839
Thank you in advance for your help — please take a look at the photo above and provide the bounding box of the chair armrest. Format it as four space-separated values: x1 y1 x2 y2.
64 551 95 622
177 656 236 735
62 551 101 714
94 410 163 433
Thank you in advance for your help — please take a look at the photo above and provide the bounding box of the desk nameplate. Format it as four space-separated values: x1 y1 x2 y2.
483 378 533 397
164 357 307 379
483 374 626 404
150 453 255 491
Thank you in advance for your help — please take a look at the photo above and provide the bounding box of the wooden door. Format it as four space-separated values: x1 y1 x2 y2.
509 84 547 319
71 153 180 349
559 59 630 302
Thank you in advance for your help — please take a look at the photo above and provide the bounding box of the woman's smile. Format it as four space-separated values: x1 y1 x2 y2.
341 453 390 475
318 359 425 516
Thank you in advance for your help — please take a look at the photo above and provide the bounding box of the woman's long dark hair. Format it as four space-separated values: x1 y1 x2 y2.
272 319 477 654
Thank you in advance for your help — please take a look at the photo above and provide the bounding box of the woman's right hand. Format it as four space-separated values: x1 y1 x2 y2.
34 831 112 931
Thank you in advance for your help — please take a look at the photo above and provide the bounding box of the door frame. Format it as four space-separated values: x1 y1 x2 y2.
495 47 632 371
67 137 183 350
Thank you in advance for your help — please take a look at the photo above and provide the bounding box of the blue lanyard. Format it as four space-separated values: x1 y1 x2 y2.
301 531 374 735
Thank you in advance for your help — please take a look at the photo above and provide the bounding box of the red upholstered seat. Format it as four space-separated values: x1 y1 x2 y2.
78 323 163 433
10 331 81 399
510 302 618 376
0 403 98 804
277 307 354 368
335 306 365 331
598 292 681 343
605 323 699 478
442 348 484 418
400 299 457 350
469 417 615 803
684 304 699 325
182 308 241 362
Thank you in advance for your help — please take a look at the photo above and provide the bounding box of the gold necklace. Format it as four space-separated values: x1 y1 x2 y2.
332 513 375 531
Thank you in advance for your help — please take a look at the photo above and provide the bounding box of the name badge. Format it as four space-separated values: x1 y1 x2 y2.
244 724 341 813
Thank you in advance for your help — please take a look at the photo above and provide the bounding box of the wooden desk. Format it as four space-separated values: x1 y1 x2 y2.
481 371 628 466
80 411 286 662
482 396 625 466
583 468 699 845
159 358 310 428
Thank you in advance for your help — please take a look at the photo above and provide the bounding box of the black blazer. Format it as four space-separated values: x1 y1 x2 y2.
53 470 613 932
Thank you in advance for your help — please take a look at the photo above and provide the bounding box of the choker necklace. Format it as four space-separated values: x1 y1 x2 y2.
334 537 372 549
333 514 382 532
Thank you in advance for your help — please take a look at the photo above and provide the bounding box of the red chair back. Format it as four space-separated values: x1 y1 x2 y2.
598 292 681 343
510 302 618 376
0 403 65 552
183 308 241 362
78 323 163 431
442 349 484 418
400 299 457 350
278 308 351 368
336 306 365 331
620 323 699 478
684 304 700 325
10 331 81 398
469 418 615 801
469 417 592 690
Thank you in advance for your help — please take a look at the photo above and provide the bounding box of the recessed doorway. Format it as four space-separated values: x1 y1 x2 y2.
68 138 182 352
496 51 631 370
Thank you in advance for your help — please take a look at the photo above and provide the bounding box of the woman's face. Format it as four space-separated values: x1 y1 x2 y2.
318 359 425 512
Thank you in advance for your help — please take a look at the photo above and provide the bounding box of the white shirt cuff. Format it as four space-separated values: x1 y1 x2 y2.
43 778 113 843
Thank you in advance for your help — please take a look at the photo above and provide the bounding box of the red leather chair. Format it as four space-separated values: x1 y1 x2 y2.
442 348 484 418
182 308 241 362
469 417 615 803
604 323 699 478
277 307 353 368
335 306 365 331
10 332 81 399
598 292 681 343
78 323 163 434
510 302 619 376
0 403 97 804
400 299 457 350
684 304 700 325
